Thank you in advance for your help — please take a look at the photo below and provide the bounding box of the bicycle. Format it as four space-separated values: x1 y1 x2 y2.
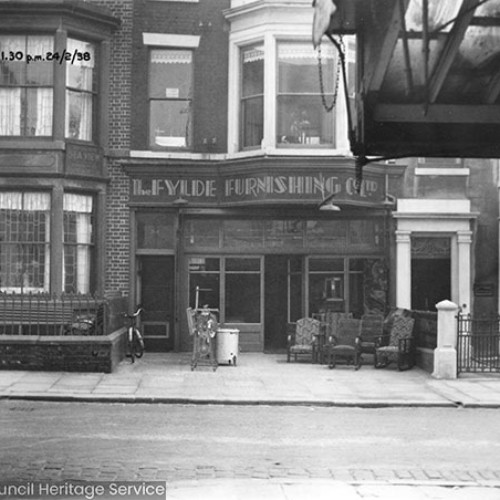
125 307 145 363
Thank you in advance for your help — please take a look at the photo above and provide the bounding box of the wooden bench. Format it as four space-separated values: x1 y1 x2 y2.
0 299 75 335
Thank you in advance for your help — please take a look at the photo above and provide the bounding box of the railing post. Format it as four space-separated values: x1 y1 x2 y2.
432 300 459 379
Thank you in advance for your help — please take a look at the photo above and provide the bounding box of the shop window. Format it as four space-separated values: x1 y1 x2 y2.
308 258 344 315
149 49 193 149
224 219 264 248
63 194 94 294
0 192 51 293
277 42 336 147
65 39 96 141
188 257 220 310
185 219 221 248
137 212 175 249
0 35 54 136
240 44 264 149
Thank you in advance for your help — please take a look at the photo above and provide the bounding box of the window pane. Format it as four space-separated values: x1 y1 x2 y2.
306 220 347 249
241 96 263 148
226 258 260 272
189 259 220 311
26 88 53 136
278 43 335 93
137 212 175 249
66 39 95 91
241 45 263 149
223 219 263 248
185 220 220 248
225 273 260 323
277 42 335 147
63 194 94 294
309 258 343 272
66 90 92 140
0 89 21 135
264 220 303 248
0 192 50 293
26 36 53 85
0 36 26 85
150 100 191 148
277 95 333 146
150 50 192 99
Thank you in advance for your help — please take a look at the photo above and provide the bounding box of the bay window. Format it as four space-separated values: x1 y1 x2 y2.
0 35 53 136
149 49 193 149
63 194 94 294
0 192 51 293
65 39 96 141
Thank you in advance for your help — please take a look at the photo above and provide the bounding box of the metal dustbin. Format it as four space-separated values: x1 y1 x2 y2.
216 328 239 366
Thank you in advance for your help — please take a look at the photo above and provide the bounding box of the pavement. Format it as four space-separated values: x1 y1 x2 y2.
1 352 500 407
2 353 500 499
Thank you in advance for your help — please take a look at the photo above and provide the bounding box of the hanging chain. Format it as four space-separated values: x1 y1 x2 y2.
317 34 343 113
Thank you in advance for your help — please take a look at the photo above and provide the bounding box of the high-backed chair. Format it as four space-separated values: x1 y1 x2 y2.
374 315 416 370
357 313 385 362
327 318 362 369
287 317 321 363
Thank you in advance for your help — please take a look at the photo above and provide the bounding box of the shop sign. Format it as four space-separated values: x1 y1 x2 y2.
130 170 385 205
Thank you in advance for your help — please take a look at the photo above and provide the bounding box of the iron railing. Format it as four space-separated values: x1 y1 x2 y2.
0 293 107 336
457 314 500 374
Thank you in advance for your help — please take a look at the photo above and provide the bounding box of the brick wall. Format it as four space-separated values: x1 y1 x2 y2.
131 0 230 153
91 0 133 295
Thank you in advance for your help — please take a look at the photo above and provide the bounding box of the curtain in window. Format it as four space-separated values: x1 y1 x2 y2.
0 89 21 135
63 194 93 294
0 192 50 293
35 88 53 136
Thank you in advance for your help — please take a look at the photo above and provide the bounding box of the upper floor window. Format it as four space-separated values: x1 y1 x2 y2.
65 39 96 141
149 49 193 149
241 44 264 149
277 42 336 148
0 35 54 136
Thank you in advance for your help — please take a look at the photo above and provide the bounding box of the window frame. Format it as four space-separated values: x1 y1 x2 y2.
0 34 55 138
148 47 194 151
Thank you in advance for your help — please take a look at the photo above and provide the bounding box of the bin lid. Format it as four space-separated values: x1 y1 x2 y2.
217 328 239 334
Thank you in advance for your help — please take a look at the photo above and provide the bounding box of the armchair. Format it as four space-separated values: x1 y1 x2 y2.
327 318 362 369
374 315 416 370
357 314 384 362
287 317 321 363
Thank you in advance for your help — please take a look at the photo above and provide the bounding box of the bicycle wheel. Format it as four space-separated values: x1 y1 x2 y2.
133 328 145 359
128 327 135 363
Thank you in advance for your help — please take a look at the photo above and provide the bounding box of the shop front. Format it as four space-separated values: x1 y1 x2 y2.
125 159 403 352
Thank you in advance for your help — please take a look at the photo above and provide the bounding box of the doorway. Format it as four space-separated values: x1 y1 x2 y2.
411 258 451 311
264 256 303 351
138 255 175 351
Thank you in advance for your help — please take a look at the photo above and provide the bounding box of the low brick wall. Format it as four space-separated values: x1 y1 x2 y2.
0 328 127 373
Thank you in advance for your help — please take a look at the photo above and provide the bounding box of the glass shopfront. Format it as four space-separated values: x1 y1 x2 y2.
181 214 388 352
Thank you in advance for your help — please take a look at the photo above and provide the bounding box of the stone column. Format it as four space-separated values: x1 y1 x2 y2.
395 230 412 309
432 300 459 379
457 230 472 314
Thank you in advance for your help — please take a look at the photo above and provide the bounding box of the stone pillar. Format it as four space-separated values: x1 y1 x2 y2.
432 300 459 379
457 230 472 314
396 230 412 309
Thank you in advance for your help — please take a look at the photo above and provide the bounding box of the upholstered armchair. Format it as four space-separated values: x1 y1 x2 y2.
287 317 321 363
327 318 362 369
374 315 416 371
357 314 385 362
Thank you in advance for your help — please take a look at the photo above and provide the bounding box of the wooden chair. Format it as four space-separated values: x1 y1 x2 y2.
287 317 321 363
327 318 362 369
374 315 416 371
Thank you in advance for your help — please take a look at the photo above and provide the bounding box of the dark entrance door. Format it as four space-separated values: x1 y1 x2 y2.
411 258 451 311
264 255 303 351
139 255 175 351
